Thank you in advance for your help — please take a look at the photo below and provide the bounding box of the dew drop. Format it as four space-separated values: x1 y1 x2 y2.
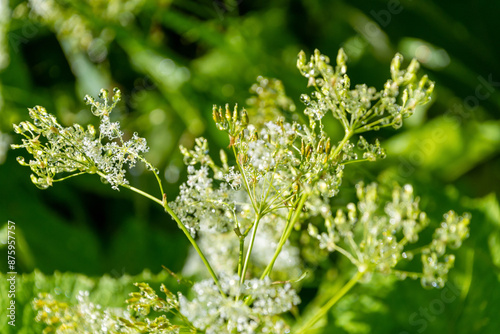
300 94 311 105
98 88 108 99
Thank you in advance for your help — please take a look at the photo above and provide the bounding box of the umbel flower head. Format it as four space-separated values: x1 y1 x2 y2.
12 88 151 190
308 182 470 288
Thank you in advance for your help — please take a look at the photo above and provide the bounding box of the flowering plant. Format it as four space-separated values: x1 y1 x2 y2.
13 49 469 333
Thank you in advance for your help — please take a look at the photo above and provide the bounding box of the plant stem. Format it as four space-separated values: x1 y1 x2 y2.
333 245 360 267
121 183 164 206
294 270 364 334
164 204 227 297
53 171 87 182
117 178 227 297
139 156 165 199
240 213 262 285
233 146 258 212
237 236 245 277
260 192 308 279
329 130 352 161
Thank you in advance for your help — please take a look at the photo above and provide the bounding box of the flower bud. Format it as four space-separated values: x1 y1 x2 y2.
297 50 307 69
337 48 347 66
232 104 238 123
407 58 420 74
225 104 231 122
391 53 403 80
241 108 249 127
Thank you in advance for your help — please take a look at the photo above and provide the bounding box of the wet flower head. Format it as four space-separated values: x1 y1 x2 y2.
179 274 300 334
297 48 434 131
308 182 470 288
12 88 151 190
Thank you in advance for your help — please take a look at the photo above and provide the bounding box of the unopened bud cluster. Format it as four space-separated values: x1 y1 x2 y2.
308 182 470 288
297 49 434 133
213 103 249 146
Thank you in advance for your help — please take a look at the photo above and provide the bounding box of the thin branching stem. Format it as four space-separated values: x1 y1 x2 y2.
240 213 263 286
116 176 226 297
261 192 308 279
294 270 365 334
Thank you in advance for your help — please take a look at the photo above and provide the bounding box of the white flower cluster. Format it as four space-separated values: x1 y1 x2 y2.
174 136 303 278
179 274 299 334
34 287 183 334
170 163 236 236
12 88 150 190
172 51 441 316
245 122 298 172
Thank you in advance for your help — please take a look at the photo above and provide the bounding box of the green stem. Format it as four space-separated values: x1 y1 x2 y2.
237 236 245 277
352 117 385 133
294 270 364 334
353 116 399 135
233 145 258 212
116 177 226 297
240 213 262 285
260 171 275 210
260 192 308 280
340 158 370 166
53 171 87 182
333 245 360 267
357 99 383 125
329 130 352 161
164 204 227 297
120 183 164 206
346 234 363 263
138 156 165 199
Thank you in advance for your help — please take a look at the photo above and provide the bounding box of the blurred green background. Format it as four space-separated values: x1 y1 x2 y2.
0 0 499 333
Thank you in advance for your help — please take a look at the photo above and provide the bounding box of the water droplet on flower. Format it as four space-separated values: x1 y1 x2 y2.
300 94 311 105
98 88 108 99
